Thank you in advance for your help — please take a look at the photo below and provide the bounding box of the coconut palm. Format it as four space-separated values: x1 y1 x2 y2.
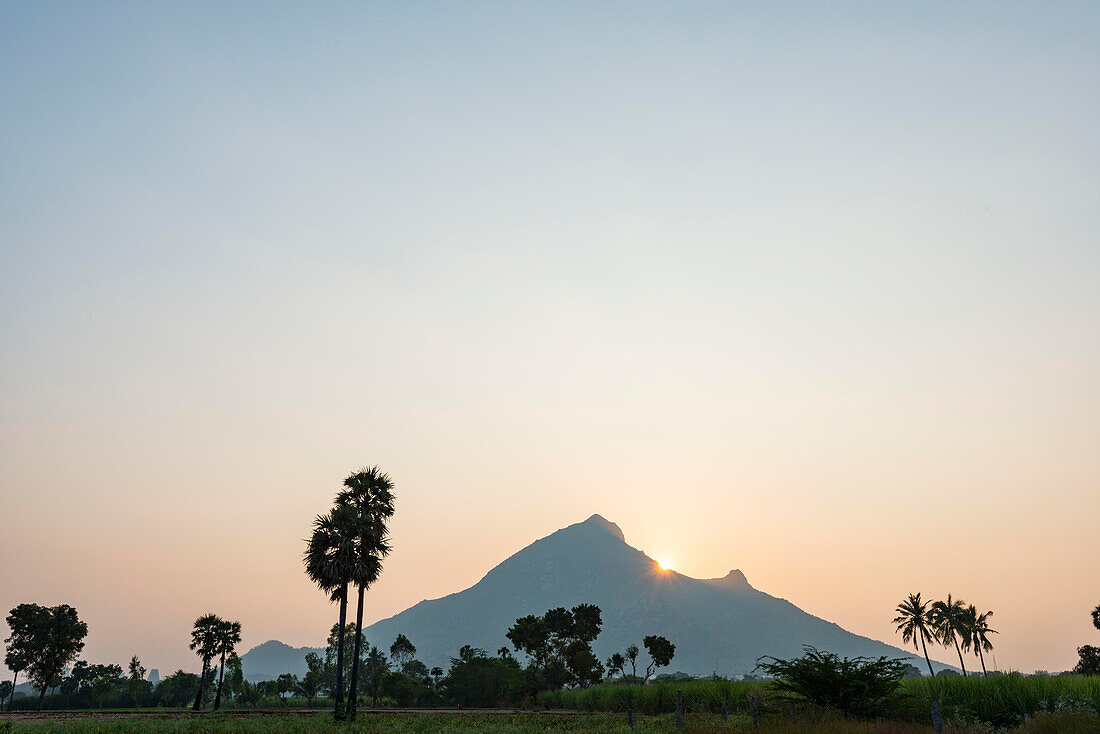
304 504 359 720
892 592 938 678
335 466 395 719
190 613 222 710
212 618 242 710
969 607 997 676
930 595 969 677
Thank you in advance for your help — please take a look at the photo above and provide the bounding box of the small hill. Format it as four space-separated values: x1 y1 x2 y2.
239 639 323 681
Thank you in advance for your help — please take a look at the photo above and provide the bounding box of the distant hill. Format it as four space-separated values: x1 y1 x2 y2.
240 514 952 679
239 639 322 681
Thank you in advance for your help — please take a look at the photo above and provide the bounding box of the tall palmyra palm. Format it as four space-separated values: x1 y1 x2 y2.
190 613 222 710
893 592 938 678
336 466 395 719
212 618 242 710
969 607 997 677
930 594 969 677
304 504 360 719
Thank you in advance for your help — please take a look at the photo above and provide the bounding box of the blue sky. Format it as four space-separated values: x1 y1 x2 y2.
1 2 1098 674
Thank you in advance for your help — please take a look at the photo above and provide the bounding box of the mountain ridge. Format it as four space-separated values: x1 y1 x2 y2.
242 514 951 680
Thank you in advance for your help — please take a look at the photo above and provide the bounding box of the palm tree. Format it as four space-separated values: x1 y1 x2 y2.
190 613 222 710
892 592 938 678
304 504 359 720
969 607 997 677
930 595 969 677
335 466 395 719
1092 605 1100 632
212 619 242 710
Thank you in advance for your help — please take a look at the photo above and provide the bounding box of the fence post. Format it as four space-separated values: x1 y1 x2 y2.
930 695 943 734
751 696 760 730
627 708 635 730
720 702 728 722
675 690 683 729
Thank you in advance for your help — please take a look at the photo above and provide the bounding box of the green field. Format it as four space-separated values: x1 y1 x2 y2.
538 674 1100 727
4 710 1100 734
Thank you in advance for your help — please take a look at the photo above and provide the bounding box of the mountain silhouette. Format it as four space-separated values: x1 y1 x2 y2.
243 515 946 678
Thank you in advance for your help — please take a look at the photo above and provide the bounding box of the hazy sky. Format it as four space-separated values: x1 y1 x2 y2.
2 2 1098 677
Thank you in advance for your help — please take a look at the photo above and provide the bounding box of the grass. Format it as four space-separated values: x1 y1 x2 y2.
3 711 1098 733
539 675 1100 727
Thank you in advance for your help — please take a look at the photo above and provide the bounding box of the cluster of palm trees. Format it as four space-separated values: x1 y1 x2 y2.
893 592 996 678
189 614 242 711
304 466 395 721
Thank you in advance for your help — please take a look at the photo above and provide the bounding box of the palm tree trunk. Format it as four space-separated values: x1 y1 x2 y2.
333 582 348 720
951 639 967 677
920 633 936 678
978 648 988 677
193 658 208 711
213 651 227 710
7 669 16 712
346 583 365 718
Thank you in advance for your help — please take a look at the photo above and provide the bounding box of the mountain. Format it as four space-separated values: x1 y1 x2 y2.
240 639 323 681
242 515 949 679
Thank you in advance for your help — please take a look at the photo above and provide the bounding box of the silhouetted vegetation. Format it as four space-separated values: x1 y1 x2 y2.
304 465 394 721
4 603 88 710
507 604 606 694
1074 603 1100 676
893 592 997 678
756 646 908 718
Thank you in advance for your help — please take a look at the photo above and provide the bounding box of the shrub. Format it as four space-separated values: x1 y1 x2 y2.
754 646 907 718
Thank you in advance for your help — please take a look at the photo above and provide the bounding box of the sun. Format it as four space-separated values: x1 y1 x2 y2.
656 557 673 571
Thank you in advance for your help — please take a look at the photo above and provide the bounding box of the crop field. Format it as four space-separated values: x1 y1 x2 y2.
3 710 1100 734
539 674 1100 727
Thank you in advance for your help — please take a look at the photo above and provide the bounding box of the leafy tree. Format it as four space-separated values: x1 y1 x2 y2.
403 659 431 683
304 504 360 719
156 670 204 707
1093 604 1100 632
323 622 362 700
127 655 148 706
189 613 221 710
1074 645 1100 676
360 645 389 707
930 595 969 677
390 634 416 673
892 592 938 678
606 652 626 679
335 466 395 720
212 618 242 710
756 646 907 718
624 644 640 679
3 605 38 712
506 604 605 691
276 673 298 703
641 635 675 683
442 646 523 707
235 677 261 708
0 682 11 708
8 603 89 710
297 652 324 708
224 653 244 702
88 665 123 708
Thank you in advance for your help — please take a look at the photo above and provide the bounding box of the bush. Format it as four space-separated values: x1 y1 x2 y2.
753 647 907 718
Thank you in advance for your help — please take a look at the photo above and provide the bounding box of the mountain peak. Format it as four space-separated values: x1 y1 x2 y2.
580 514 625 542
705 568 751 588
